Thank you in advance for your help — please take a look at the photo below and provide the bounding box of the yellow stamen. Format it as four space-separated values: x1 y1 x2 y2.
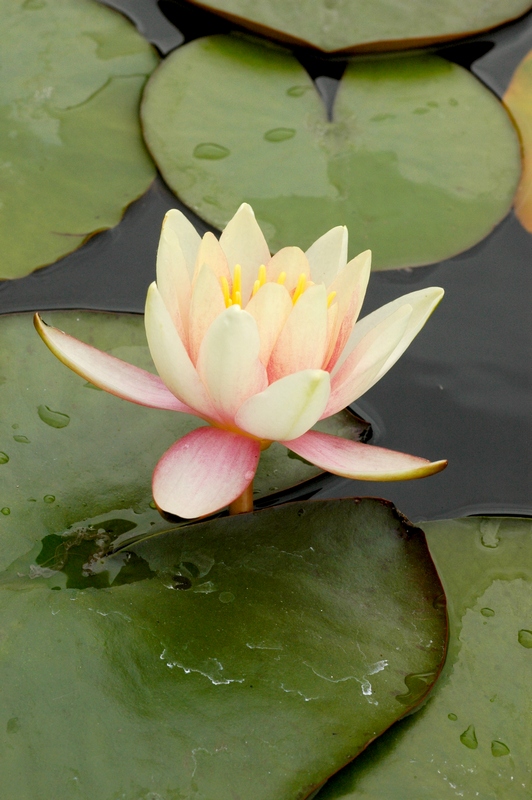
252 279 260 297
231 264 242 306
327 291 337 308
292 273 307 305
220 276 232 307
277 272 286 285
258 264 267 288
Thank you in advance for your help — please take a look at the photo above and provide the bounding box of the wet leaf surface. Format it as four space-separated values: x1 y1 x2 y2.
181 0 532 54
0 311 368 570
316 516 532 799
0 0 158 280
0 498 446 799
141 35 521 270
504 49 532 232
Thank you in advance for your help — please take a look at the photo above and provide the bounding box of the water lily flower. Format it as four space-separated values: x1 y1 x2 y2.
35 204 446 518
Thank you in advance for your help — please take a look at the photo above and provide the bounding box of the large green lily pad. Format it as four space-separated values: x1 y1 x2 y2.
0 0 158 280
183 0 532 54
316 516 532 799
0 311 368 571
0 497 446 799
141 35 521 270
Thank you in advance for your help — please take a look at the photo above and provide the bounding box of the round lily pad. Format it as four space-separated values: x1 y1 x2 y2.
141 35 521 270
316 516 532 799
181 0 532 53
0 497 446 799
0 0 158 280
504 49 532 233
0 311 368 570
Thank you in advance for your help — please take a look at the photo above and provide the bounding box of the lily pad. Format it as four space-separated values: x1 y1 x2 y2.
504 49 532 234
0 311 368 570
316 516 532 799
181 0 532 54
141 35 521 270
0 0 158 280
0 497 446 799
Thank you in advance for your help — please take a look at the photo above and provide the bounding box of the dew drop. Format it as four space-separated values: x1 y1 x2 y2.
427 101 439 108
448 713 458 721
43 495 55 504
286 85 311 97
395 672 437 705
517 629 532 648
37 405 70 428
1 507 10 516
433 593 446 610
149 501 157 510
13 435 30 443
171 575 192 591
480 607 495 617
480 518 500 548
449 98 459 106
219 591 235 604
371 113 395 122
6 717 20 734
193 143 230 160
491 740 510 757
264 127 296 143
413 107 430 115
0 452 9 464
460 724 478 749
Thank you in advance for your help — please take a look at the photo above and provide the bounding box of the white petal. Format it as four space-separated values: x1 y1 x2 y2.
235 369 330 441
245 282 293 366
305 225 348 286
156 225 191 345
192 231 231 286
162 208 201 278
325 250 372 368
266 246 310 292
197 305 267 421
268 284 328 381
188 264 226 364
219 203 271 304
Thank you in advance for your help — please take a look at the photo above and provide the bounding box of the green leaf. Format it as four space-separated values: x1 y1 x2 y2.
0 311 368 570
0 0 158 280
315 516 532 799
182 0 532 53
141 35 521 270
0 498 446 799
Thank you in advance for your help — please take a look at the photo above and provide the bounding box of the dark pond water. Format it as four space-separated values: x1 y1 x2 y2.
0 0 530 522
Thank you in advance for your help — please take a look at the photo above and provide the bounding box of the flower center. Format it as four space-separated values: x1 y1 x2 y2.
220 264 336 308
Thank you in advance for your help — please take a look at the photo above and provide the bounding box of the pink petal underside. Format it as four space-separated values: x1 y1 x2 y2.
152 427 261 518
219 203 271 305
188 264 227 365
305 226 348 286
162 208 201 278
244 282 293 366
34 314 196 414
192 231 232 287
282 430 447 481
196 306 267 421
156 226 191 346
268 284 328 382
324 250 372 371
265 247 310 292
322 305 412 418
323 301 339 369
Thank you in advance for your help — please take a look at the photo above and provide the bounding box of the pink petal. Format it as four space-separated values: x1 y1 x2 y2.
156 224 191 346
196 306 267 421
244 282 292 366
188 264 227 365
283 430 447 481
162 208 201 277
34 313 196 414
219 203 271 304
305 226 348 286
153 427 260 518
268 284 328 382
265 246 310 292
324 250 372 371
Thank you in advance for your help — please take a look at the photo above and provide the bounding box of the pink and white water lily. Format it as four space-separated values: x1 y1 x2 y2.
35 203 447 518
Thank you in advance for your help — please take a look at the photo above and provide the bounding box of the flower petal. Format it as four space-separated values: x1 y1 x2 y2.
162 208 201 278
266 246 310 292
324 249 372 370
283 430 447 480
188 264 226 364
323 305 412 418
244 282 293 366
197 305 267 421
268 284 329 382
153 427 260 518
156 224 191 345
305 225 348 286
34 313 195 414
144 282 217 419
334 287 445 380
192 231 231 286
219 203 271 304
235 369 330 441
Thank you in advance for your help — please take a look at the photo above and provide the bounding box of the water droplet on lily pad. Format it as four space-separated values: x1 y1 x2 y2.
264 127 296 142
480 607 495 617
448 713 457 721
43 495 55 504
460 724 478 749
491 740 510 757
517 629 532 648
37 405 70 428
480 519 500 548
193 143 230 160
219 591 235 604
287 85 311 97
1 507 10 516
0 452 9 464
395 672 437 705
13 435 30 443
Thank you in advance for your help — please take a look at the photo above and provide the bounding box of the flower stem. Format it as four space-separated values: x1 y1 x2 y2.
229 482 253 515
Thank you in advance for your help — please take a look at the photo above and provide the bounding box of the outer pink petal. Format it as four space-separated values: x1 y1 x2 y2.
156 224 191 346
219 203 271 304
196 305 267 421
34 314 196 414
282 430 447 481
163 208 201 278
324 250 372 370
192 231 232 286
188 264 226 364
305 226 348 286
268 284 328 382
153 427 260 518
244 282 292 366
265 246 310 292
144 283 217 419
